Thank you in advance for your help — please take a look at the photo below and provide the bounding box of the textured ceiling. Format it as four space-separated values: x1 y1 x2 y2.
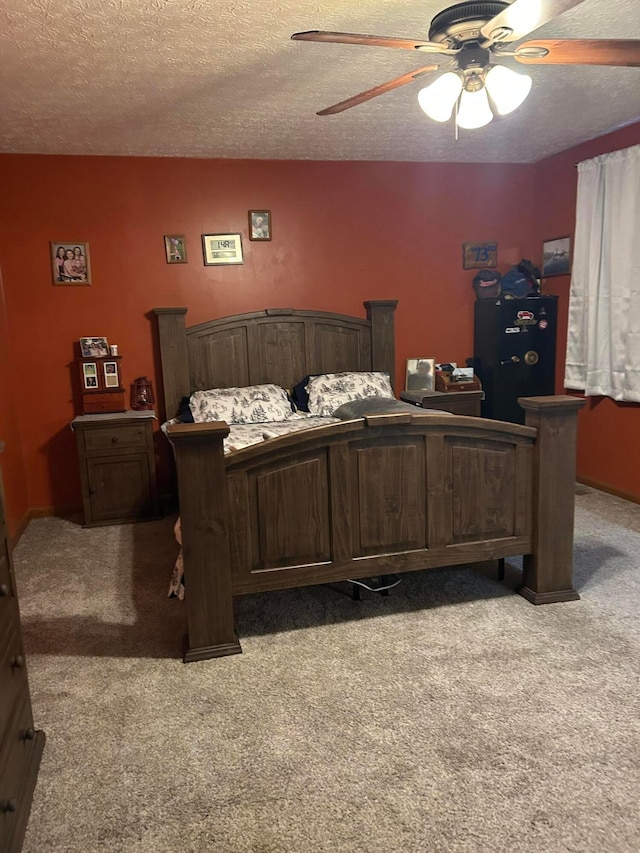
1 0 639 163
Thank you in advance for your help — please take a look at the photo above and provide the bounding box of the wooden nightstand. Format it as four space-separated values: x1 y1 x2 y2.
400 389 484 417
72 411 161 527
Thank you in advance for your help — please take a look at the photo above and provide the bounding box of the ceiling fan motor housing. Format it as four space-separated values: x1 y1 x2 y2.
428 1 510 46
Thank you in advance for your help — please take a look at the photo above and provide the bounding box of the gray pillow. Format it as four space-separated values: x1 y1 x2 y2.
333 397 443 419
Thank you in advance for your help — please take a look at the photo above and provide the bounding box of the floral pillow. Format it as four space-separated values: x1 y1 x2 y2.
189 384 294 424
306 371 394 417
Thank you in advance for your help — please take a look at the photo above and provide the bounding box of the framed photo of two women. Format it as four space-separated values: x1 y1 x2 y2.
51 241 91 286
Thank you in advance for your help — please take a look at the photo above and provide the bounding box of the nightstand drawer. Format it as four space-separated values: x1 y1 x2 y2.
83 424 148 452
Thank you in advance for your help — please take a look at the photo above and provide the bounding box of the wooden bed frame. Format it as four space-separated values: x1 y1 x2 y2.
154 301 584 663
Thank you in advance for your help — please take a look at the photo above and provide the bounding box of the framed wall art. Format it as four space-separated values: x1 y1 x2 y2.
542 236 571 277
201 233 244 266
405 358 436 391
79 337 109 357
164 234 187 264
51 241 91 285
249 210 272 241
462 241 497 269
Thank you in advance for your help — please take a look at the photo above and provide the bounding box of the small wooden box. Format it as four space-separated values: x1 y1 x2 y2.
77 355 126 415
435 371 483 393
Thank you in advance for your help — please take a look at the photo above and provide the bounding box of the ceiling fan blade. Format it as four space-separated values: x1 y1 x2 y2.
316 65 440 116
481 0 588 44
291 30 450 54
514 39 640 66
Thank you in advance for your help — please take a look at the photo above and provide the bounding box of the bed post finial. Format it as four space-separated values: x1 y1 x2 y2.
364 300 398 392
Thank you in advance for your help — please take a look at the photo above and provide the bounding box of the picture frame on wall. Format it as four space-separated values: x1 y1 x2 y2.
201 233 244 265
51 241 91 285
164 234 187 264
542 236 571 277
405 358 436 392
79 337 109 358
249 210 272 241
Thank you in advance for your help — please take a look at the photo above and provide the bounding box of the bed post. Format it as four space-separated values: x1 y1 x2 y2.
153 307 190 421
518 395 585 604
168 422 242 662
364 300 398 391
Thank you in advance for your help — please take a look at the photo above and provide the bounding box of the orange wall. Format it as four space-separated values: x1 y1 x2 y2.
2 135 639 530
0 267 29 535
533 122 640 501
0 154 537 528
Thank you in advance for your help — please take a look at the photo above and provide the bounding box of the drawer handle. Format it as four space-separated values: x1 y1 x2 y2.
0 583 8 596
111 436 119 443
23 727 36 741
11 654 24 669
1 799 17 813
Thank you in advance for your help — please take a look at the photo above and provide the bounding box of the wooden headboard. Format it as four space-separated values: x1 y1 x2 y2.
153 300 398 422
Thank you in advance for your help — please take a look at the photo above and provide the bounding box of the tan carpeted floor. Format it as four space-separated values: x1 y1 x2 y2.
13 485 640 853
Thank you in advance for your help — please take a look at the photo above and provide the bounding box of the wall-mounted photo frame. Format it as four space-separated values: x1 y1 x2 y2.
164 234 187 264
51 241 91 285
79 337 109 357
249 210 272 241
103 361 120 388
462 241 497 269
405 358 436 392
542 236 571 277
201 233 244 266
82 362 98 389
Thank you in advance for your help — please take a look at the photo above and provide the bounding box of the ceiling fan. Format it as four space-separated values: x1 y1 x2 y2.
291 0 640 129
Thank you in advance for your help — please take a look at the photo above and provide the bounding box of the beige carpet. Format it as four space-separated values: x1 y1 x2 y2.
13 486 640 853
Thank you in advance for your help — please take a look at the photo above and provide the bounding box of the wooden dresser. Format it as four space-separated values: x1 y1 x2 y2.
0 444 45 853
72 411 160 527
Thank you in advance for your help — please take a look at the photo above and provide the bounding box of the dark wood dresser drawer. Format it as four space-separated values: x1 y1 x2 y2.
0 693 41 852
0 603 28 746
0 541 13 596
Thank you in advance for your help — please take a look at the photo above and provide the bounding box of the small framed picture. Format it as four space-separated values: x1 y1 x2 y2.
249 210 272 241
462 241 497 269
405 358 436 392
542 236 571 277
82 362 98 389
80 337 109 357
201 233 244 266
103 361 120 388
164 234 187 264
51 241 91 286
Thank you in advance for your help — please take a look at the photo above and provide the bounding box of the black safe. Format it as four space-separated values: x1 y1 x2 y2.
472 296 558 424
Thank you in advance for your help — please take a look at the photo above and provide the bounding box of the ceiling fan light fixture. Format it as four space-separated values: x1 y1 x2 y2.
485 64 533 115
456 87 493 129
417 71 463 122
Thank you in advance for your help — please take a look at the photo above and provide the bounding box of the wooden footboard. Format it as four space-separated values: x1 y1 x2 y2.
168 396 584 662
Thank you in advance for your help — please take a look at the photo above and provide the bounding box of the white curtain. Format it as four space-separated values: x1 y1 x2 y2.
565 144 640 401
